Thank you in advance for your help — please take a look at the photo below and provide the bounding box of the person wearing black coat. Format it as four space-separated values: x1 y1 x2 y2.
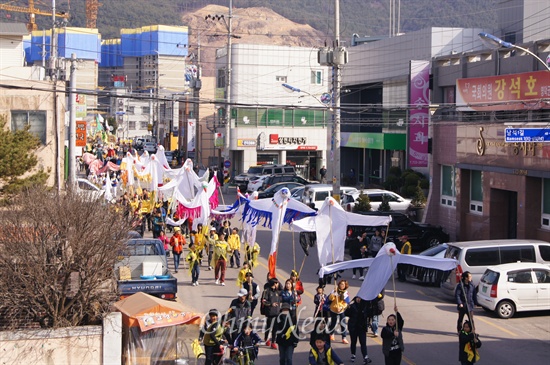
345 296 372 364
459 321 481 364
381 307 404 365
276 303 299 365
455 271 478 333
261 278 282 348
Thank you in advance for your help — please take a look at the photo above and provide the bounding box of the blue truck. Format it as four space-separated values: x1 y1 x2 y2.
115 238 178 300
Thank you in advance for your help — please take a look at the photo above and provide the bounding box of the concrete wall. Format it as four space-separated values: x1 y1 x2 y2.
0 312 122 365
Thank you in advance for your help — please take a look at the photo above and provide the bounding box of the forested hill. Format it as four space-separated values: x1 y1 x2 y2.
3 0 498 40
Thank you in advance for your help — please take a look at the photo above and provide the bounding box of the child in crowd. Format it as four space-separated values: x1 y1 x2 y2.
381 306 405 365
459 321 481 365
233 321 262 363
236 262 251 287
186 245 200 286
314 286 329 320
309 337 344 365
227 227 241 268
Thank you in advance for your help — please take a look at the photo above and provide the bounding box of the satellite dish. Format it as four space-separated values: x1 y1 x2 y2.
301 117 307 125
396 119 404 127
243 116 250 124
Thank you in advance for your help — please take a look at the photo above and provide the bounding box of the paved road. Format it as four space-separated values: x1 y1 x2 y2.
157 187 550 364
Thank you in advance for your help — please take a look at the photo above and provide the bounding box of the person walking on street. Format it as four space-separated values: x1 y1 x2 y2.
228 227 242 268
281 279 299 323
200 309 230 365
243 272 260 316
186 245 200 286
313 286 329 320
369 228 384 257
261 277 282 349
170 227 185 273
350 232 368 280
345 296 372 364
275 303 300 365
212 233 229 285
319 166 327 183
309 336 344 365
227 288 252 344
328 279 351 344
206 227 218 270
397 235 411 282
381 306 405 365
455 271 478 333
459 320 481 365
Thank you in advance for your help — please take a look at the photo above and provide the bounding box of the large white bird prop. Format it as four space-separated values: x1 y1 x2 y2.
318 242 458 300
242 187 316 278
291 197 391 267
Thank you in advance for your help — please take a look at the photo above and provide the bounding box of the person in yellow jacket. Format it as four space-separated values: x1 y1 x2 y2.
236 261 252 287
309 336 344 365
227 227 242 268
186 245 201 286
193 223 209 265
398 235 412 282
245 241 261 268
212 233 229 286
206 227 218 270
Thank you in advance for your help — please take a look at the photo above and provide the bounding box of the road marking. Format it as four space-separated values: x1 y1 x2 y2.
415 289 517 337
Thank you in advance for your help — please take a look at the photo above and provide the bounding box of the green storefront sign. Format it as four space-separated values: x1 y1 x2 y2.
340 132 406 150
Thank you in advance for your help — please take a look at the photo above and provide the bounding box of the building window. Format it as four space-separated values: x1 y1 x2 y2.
11 110 47 144
276 76 287 83
470 170 483 214
311 70 322 85
140 121 149 129
542 178 550 229
128 121 136 130
142 106 150 115
127 106 135 114
217 68 226 88
441 165 456 207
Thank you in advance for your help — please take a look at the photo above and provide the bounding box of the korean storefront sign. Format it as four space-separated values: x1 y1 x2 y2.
456 70 550 111
408 60 430 168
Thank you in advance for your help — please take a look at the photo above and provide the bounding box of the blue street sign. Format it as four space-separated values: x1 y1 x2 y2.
224 160 231 168
505 128 550 142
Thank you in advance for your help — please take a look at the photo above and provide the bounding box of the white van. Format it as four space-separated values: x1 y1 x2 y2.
302 184 359 210
440 239 550 297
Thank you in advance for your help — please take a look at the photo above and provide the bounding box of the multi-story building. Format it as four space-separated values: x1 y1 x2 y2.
215 43 330 179
430 36 550 242
341 27 487 187
99 25 190 143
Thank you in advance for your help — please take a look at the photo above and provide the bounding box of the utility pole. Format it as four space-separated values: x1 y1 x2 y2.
332 0 342 201
68 53 77 186
223 0 233 192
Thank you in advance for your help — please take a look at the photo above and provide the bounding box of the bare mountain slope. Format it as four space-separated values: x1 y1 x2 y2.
182 5 327 76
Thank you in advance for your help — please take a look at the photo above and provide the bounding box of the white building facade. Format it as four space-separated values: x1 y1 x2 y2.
216 44 331 180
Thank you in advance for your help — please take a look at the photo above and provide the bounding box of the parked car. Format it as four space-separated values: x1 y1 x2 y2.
342 189 411 212
247 175 270 192
407 243 450 286
440 239 550 298
302 184 359 210
234 164 296 192
257 182 304 199
346 211 450 252
164 151 178 167
477 262 550 318
261 174 311 191
143 142 157 154
290 185 305 202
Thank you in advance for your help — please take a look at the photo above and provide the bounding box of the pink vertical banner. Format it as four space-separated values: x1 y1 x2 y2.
408 60 430 167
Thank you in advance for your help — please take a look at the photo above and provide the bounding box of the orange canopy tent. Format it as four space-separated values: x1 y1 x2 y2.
114 292 202 365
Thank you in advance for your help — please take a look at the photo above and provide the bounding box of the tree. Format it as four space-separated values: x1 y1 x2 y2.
0 117 48 197
353 191 372 212
0 187 133 329
378 195 392 212
410 181 427 208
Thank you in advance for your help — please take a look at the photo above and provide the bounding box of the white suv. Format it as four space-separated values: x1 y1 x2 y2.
341 189 411 212
477 262 550 318
247 175 269 192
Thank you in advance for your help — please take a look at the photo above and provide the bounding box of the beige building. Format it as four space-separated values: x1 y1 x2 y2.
0 23 66 188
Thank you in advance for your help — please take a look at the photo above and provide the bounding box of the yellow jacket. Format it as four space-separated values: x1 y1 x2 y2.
211 240 229 267
227 234 241 251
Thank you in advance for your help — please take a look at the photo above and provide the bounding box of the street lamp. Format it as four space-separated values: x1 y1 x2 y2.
478 32 550 71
